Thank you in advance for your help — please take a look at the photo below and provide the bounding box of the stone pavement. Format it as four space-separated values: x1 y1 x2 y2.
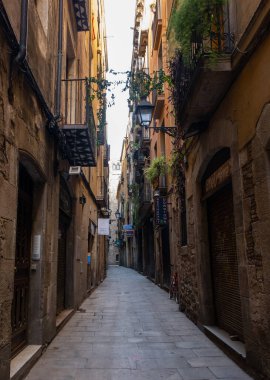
26 266 253 380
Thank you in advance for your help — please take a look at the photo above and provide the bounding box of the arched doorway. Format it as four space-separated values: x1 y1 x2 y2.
202 148 244 341
11 164 33 356
57 178 72 315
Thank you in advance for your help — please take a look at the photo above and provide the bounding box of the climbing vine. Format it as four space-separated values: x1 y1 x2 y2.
88 68 171 137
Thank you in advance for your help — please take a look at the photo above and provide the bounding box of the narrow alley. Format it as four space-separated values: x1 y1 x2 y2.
25 267 252 380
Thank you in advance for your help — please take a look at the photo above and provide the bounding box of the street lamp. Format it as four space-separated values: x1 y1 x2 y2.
135 97 155 128
135 97 177 138
115 210 121 220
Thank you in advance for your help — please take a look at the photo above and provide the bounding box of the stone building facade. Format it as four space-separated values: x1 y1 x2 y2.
122 0 177 288
119 0 270 378
167 0 270 378
0 0 109 378
108 160 121 264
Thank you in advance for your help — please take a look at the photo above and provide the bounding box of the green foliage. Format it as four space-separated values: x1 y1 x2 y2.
171 0 225 63
88 70 172 138
89 69 171 111
144 156 168 184
130 141 140 152
168 151 185 177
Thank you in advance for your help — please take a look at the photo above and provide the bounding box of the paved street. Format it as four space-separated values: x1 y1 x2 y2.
26 266 253 380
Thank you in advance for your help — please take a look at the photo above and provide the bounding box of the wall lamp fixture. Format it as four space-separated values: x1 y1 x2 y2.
115 210 121 220
135 97 177 137
79 194 86 205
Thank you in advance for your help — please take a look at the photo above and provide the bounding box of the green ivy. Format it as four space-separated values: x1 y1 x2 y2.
88 69 171 112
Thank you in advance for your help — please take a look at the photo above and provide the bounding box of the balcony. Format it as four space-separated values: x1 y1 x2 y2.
141 125 150 146
96 176 108 207
152 88 165 119
152 0 162 50
171 7 234 138
61 78 96 167
137 152 145 167
97 128 105 145
104 144 110 167
72 0 89 31
159 175 167 194
139 180 152 215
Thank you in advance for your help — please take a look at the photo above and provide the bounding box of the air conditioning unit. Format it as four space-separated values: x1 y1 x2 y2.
69 166 81 175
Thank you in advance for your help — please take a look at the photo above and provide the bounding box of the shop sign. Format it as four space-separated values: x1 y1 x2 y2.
154 196 168 226
204 160 231 194
123 224 134 238
98 218 110 235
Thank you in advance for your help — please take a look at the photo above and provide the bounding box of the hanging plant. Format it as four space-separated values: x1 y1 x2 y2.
144 156 168 185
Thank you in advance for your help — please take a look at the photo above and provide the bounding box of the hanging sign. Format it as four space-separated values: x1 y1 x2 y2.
154 196 168 226
98 218 110 235
123 224 133 230
123 224 134 238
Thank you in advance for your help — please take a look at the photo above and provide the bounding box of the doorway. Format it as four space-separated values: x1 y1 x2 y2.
161 225 171 288
11 164 33 356
57 179 72 315
207 183 244 340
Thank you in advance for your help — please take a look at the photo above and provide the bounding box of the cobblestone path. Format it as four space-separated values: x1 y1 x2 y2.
26 266 253 380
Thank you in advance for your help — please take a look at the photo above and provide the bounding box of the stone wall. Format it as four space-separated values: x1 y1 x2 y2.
0 1 108 378
176 27 270 380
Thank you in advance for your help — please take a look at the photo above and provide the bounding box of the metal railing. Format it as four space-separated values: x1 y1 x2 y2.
143 180 152 202
171 2 234 117
104 144 110 166
61 78 96 161
62 78 86 125
97 176 108 203
152 0 162 48
142 126 150 140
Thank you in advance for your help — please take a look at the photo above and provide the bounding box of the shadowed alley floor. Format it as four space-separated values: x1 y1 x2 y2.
26 266 253 380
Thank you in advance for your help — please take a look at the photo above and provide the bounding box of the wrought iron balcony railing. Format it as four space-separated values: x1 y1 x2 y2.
104 144 110 167
152 88 165 119
142 126 150 140
152 0 162 50
96 175 108 206
143 180 152 203
72 0 89 31
170 3 234 137
61 78 97 167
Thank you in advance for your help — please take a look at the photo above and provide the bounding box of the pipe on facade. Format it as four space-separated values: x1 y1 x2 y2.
15 0 28 64
0 2 65 146
55 0 64 120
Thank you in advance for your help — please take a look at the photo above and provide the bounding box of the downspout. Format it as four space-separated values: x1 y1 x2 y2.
15 0 28 64
55 0 64 120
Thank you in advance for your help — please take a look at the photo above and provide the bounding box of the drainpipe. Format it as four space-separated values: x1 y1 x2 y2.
15 0 28 64
55 0 64 120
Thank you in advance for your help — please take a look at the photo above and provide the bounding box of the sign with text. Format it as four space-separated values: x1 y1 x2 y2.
123 224 134 238
204 160 231 195
98 218 110 236
154 196 168 226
